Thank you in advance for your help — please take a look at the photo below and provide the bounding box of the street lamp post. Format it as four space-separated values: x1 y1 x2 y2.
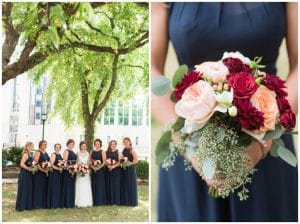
41 113 48 140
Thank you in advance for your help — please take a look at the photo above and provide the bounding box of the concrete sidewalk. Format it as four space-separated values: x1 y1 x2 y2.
3 178 17 184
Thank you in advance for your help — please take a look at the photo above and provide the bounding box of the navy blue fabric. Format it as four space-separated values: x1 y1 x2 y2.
158 2 298 222
105 150 121 205
120 148 138 206
33 150 50 209
15 154 34 211
47 153 63 208
61 149 77 208
91 150 107 205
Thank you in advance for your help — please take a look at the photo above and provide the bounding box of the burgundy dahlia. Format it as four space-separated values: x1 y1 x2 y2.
227 72 258 99
262 75 287 97
174 70 202 101
276 97 291 113
235 99 264 130
222 57 252 73
279 110 296 130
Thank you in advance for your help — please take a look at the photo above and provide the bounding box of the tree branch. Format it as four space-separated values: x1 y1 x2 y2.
79 70 91 117
121 64 145 70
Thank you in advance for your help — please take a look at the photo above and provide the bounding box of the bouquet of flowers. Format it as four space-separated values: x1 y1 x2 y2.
78 163 90 177
92 160 102 172
57 160 68 173
120 157 132 170
28 160 38 174
152 51 297 200
40 161 53 176
106 158 117 166
67 164 78 177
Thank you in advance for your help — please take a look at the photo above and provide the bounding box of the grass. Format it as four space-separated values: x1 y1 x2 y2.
2 183 148 222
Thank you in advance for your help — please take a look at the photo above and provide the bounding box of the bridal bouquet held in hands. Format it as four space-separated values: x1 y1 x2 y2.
152 51 297 200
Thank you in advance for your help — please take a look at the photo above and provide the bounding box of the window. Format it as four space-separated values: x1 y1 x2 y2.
35 112 41 120
107 136 110 143
103 102 115 125
132 102 144 126
135 136 139 145
36 100 42 107
118 101 129 125
36 88 42 95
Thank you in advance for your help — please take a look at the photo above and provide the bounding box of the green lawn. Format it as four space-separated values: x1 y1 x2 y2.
2 183 148 222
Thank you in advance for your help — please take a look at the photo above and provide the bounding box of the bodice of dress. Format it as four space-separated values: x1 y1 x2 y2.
168 2 286 73
106 150 119 161
53 153 63 166
77 151 89 165
24 154 33 167
67 149 77 165
91 150 103 162
122 148 134 162
38 150 50 164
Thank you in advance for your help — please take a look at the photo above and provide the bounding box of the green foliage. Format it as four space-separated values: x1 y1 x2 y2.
151 76 171 96
155 130 172 165
136 160 149 180
270 139 297 167
264 124 284 140
172 65 188 88
2 147 23 166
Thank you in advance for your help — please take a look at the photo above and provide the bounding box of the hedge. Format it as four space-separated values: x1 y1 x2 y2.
2 146 23 166
136 160 149 180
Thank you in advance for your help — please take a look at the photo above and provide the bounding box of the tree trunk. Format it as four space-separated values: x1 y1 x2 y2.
84 117 95 152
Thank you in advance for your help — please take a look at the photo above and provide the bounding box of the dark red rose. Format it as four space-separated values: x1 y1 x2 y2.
276 97 291 113
222 57 252 74
174 70 202 101
279 110 296 130
227 72 258 99
262 75 287 97
235 99 264 130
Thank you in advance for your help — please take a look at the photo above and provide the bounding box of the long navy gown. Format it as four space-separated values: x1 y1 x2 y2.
91 150 106 205
158 3 298 222
47 153 63 208
105 150 121 205
15 154 34 211
121 148 138 206
61 149 77 208
33 150 50 209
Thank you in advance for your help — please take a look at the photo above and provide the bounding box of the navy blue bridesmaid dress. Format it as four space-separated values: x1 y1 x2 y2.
120 148 138 206
158 3 298 222
47 153 63 208
61 149 77 208
105 150 121 205
15 154 34 211
33 150 50 209
91 150 106 205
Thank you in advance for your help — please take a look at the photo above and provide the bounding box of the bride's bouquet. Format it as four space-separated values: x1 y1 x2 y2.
152 51 297 200
78 163 90 177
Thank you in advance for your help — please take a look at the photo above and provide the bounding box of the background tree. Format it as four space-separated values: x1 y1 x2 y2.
3 2 149 150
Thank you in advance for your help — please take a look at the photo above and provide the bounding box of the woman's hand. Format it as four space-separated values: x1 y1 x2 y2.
244 139 273 166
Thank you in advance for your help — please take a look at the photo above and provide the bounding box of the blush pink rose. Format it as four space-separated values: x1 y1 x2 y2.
175 80 216 124
195 61 229 83
250 85 279 132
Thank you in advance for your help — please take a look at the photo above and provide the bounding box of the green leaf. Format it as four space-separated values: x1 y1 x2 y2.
172 65 188 88
151 76 171 96
171 117 185 132
202 157 216 179
216 128 225 142
278 145 297 167
263 124 284 140
155 131 172 165
170 92 176 103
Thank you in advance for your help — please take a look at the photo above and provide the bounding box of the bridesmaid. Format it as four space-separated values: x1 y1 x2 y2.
16 142 35 211
120 137 139 206
90 139 107 206
47 143 63 208
105 140 121 205
62 139 77 208
33 140 50 209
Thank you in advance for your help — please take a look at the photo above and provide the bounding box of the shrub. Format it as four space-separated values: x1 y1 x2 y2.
136 160 149 180
2 146 23 167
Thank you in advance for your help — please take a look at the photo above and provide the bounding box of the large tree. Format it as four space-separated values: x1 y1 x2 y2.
3 2 148 150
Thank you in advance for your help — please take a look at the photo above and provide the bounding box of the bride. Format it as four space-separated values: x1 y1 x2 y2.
75 141 93 207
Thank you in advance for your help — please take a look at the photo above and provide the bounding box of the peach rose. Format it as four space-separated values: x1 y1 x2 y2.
175 80 216 133
195 61 229 83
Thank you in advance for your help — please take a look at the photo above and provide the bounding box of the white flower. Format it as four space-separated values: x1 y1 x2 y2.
222 51 251 65
214 90 233 108
228 106 238 117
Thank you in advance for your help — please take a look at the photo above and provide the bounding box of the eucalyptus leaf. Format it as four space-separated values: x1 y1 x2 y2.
202 157 216 180
151 76 171 96
170 92 176 103
172 65 188 88
264 124 283 140
278 146 297 167
185 146 196 160
172 117 185 132
155 130 172 165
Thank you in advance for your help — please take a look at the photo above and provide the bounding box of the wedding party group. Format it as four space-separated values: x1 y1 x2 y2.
15 137 138 211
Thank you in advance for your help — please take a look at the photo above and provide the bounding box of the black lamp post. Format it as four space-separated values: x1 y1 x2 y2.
41 113 48 140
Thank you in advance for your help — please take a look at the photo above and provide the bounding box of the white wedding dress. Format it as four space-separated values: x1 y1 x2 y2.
75 151 93 207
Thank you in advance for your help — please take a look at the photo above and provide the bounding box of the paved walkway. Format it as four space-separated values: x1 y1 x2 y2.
3 178 17 184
